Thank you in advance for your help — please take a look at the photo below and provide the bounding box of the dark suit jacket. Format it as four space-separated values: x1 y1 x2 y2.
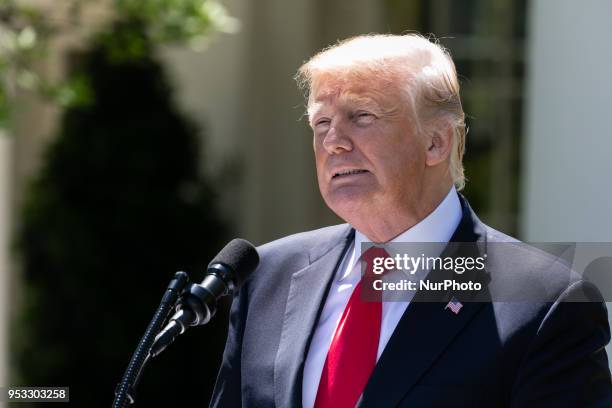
210 196 612 407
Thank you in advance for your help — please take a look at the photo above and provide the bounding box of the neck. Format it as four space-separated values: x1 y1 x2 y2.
353 181 453 243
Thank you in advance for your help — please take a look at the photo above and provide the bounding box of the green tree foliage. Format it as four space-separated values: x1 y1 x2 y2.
117 0 239 46
16 18 230 406
0 0 238 126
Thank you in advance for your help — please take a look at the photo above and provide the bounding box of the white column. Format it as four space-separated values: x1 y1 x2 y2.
522 0 612 366
0 132 12 406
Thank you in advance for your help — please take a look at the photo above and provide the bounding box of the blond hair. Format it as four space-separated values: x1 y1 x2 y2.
296 33 467 190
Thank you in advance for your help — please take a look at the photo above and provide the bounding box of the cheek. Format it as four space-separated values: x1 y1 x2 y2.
313 147 328 187
313 133 326 159
396 149 424 187
375 143 422 186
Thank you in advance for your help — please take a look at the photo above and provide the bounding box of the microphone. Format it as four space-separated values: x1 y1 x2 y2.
150 239 259 357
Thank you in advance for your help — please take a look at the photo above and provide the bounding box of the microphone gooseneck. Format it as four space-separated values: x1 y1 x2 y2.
113 238 259 407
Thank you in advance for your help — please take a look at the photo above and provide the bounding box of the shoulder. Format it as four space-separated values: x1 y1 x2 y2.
478 223 590 303
242 224 353 289
257 223 352 261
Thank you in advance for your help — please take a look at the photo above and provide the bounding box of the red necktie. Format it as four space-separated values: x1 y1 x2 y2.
314 246 389 408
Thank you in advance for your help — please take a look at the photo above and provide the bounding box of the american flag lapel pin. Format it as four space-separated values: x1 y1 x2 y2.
445 296 463 315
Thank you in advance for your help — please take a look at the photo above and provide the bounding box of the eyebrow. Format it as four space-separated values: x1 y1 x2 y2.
308 92 384 124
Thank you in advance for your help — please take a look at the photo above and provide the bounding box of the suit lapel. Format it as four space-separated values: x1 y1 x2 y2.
359 300 487 407
359 194 490 407
274 226 354 408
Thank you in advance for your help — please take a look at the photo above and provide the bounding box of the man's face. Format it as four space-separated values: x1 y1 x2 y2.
310 74 429 227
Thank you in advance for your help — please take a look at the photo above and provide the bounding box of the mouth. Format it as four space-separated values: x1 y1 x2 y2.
332 169 370 179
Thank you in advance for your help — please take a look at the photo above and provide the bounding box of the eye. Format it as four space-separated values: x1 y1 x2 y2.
314 117 331 129
353 111 377 126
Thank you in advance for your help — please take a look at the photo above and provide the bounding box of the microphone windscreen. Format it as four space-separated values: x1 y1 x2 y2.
209 238 259 288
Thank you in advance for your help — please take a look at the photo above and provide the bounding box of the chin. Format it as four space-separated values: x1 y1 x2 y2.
324 192 371 223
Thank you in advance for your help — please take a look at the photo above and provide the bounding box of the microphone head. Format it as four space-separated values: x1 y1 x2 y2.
209 238 259 288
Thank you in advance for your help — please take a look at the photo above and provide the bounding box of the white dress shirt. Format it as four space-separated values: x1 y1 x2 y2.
302 187 462 408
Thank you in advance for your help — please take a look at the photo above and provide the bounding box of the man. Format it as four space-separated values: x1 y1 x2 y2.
210 34 612 407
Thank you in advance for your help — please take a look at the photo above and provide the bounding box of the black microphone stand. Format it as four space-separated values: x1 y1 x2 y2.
112 271 189 408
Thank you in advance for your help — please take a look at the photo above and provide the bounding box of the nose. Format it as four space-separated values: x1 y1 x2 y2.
322 122 352 155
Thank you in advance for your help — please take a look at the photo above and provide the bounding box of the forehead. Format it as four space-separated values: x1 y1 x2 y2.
308 71 405 116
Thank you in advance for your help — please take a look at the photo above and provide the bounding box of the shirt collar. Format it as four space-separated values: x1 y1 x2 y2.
339 186 462 282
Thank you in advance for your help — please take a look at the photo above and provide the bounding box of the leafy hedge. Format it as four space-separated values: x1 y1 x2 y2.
16 19 230 406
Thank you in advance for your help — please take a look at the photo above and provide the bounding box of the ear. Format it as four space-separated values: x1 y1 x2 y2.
425 125 453 167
